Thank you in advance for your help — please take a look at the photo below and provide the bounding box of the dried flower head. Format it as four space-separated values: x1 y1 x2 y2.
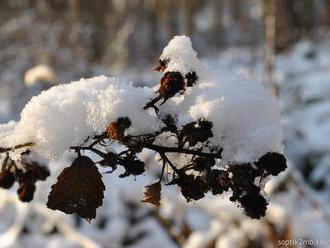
119 157 145 178
155 59 169 71
158 71 185 104
0 170 15 189
181 120 213 146
185 71 198 87
174 174 208 202
17 183 36 202
107 117 131 141
254 152 287 176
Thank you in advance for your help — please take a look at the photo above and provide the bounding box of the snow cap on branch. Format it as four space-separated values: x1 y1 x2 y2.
0 76 158 159
0 36 283 164
160 35 203 77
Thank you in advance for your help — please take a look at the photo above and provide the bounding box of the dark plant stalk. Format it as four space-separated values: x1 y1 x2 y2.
0 142 34 154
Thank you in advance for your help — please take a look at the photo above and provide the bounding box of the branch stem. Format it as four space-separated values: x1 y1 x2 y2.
144 144 222 159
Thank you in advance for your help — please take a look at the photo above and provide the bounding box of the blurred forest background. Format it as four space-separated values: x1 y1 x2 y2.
1 0 330 75
1 1 330 248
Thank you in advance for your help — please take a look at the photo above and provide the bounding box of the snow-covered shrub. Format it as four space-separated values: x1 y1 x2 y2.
0 36 287 221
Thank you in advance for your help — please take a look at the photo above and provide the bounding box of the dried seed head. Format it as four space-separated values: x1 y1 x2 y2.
239 193 268 219
185 71 198 87
254 152 287 176
155 59 169 71
117 117 131 129
161 114 177 132
119 157 145 178
158 72 185 103
99 152 118 170
17 183 36 202
192 157 215 172
0 171 15 189
107 117 131 141
174 174 208 202
23 162 50 181
207 169 231 195
181 120 213 146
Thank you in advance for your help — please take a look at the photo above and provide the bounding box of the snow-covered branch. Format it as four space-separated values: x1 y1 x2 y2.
0 36 287 222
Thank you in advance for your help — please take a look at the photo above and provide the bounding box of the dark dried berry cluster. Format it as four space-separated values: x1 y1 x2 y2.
208 169 231 195
173 173 208 201
0 169 15 189
144 59 198 111
169 151 286 219
158 71 185 104
0 153 50 202
169 166 231 202
227 152 287 218
118 155 145 178
155 59 169 72
107 117 131 141
74 111 286 219
180 120 213 146
191 156 215 171
185 71 198 87
254 152 287 176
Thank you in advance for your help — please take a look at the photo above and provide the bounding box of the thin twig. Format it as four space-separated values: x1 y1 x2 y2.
0 142 34 154
144 144 222 159
159 152 180 174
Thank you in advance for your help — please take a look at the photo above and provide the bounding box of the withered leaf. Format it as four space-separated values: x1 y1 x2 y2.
47 156 105 222
141 181 161 207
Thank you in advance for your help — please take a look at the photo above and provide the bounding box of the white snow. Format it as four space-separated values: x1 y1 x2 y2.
160 36 204 78
0 76 159 159
0 36 283 164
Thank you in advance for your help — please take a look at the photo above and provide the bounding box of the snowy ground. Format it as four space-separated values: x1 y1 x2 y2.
0 38 330 247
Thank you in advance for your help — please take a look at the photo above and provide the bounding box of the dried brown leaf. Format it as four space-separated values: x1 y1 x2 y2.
46 156 105 222
141 181 161 207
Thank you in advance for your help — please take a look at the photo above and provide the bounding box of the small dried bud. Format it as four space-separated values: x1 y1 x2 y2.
191 157 215 172
185 71 198 87
117 117 131 129
23 162 50 181
161 114 177 132
158 72 185 103
0 171 15 189
107 122 123 140
107 117 131 141
130 160 145 176
239 193 268 219
174 174 208 202
181 120 213 146
254 152 287 176
119 158 145 178
17 183 36 202
208 169 231 195
155 59 169 71
99 152 118 170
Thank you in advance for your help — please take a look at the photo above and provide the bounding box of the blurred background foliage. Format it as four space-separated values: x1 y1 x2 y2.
2 0 330 71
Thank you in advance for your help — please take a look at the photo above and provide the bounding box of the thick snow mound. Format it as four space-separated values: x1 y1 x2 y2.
187 77 283 163
0 76 158 159
0 36 283 163
160 35 203 77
